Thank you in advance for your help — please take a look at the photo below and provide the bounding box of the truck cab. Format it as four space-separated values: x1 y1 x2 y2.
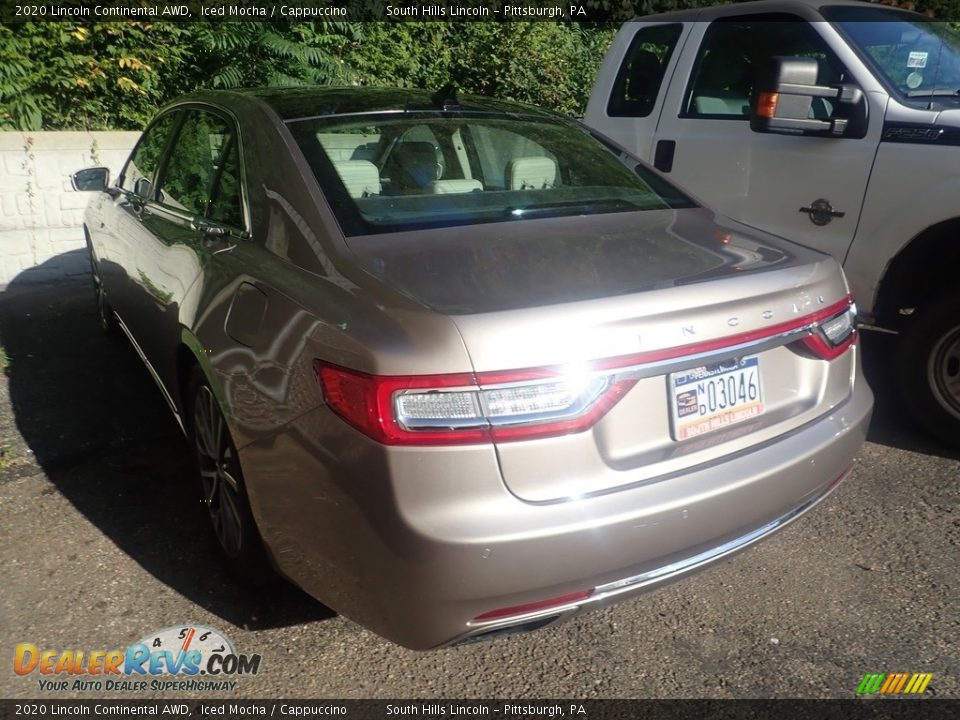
585 0 960 447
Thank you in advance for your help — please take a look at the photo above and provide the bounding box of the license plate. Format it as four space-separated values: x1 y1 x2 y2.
669 357 764 441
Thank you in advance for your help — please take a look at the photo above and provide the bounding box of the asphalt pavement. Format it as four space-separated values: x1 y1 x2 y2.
0 277 957 700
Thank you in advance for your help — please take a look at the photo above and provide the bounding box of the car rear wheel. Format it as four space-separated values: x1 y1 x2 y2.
189 368 273 585
897 293 960 449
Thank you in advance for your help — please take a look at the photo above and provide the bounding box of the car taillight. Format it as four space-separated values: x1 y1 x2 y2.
314 360 637 446
314 295 857 446
797 299 858 360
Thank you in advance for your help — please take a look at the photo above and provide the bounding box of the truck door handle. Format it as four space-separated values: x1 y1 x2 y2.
654 140 676 173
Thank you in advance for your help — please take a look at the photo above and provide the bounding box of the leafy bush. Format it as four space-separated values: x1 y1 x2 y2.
2 0 956 131
0 21 359 130
344 23 615 116
1 22 192 130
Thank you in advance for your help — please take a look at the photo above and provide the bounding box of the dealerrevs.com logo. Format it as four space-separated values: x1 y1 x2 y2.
14 625 261 693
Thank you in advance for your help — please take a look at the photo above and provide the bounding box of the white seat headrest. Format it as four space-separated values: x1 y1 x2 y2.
507 156 557 190
332 159 381 198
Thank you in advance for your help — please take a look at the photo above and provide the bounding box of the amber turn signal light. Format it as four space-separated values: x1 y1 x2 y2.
756 92 780 119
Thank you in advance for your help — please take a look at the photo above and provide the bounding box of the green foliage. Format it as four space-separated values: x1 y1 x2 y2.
341 23 453 90
344 23 616 116
188 22 360 90
0 21 360 130
3 0 959 131
1 22 192 130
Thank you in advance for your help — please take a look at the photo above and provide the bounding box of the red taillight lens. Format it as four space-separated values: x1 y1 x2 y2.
473 589 595 622
796 299 858 360
315 361 487 446
315 360 636 446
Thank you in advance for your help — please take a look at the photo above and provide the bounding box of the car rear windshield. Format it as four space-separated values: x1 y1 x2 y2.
286 112 694 236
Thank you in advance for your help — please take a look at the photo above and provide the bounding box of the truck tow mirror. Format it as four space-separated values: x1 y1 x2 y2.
750 56 868 139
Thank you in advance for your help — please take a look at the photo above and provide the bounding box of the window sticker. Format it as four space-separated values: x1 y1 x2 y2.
908 51 928 69
906 71 924 89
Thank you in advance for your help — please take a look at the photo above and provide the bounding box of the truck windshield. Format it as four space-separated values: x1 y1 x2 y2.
286 113 694 237
826 6 960 101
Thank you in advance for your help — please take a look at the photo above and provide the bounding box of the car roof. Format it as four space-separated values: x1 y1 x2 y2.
172 86 565 123
632 0 923 22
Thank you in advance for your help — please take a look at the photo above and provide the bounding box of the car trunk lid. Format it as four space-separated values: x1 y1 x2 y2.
346 209 856 502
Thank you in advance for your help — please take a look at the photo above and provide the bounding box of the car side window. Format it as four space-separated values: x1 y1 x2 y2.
608 23 683 117
205 136 244 229
120 112 179 197
156 110 244 228
685 14 847 118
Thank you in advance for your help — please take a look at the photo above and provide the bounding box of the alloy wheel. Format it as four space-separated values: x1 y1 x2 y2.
193 384 243 558
90 258 111 332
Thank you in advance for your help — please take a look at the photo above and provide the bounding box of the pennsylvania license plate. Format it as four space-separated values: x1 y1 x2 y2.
670 357 764 441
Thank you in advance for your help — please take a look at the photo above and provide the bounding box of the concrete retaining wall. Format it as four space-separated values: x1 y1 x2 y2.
0 131 139 287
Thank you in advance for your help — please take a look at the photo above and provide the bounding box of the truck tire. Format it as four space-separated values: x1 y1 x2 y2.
897 293 960 449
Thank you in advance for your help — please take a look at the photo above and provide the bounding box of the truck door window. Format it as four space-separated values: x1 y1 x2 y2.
608 24 682 117
685 14 846 119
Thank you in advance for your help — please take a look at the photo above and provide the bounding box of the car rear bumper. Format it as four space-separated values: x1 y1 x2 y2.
242 368 872 650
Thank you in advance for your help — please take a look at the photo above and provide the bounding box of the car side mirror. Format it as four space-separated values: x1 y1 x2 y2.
134 177 153 199
71 167 110 192
750 56 868 139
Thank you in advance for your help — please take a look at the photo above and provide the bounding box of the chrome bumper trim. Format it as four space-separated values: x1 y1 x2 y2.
456 466 851 642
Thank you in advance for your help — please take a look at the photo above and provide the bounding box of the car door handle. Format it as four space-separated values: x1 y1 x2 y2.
654 140 676 173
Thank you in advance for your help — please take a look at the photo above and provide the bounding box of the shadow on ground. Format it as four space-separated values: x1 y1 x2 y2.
0 252 332 631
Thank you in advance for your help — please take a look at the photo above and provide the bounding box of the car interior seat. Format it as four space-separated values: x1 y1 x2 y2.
693 45 752 115
385 141 444 193
332 159 381 199
506 157 558 190
429 179 484 194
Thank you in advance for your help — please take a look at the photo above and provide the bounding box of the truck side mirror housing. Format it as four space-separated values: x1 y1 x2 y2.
71 167 110 192
750 56 868 139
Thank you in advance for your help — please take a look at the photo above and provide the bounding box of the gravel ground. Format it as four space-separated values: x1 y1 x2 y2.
0 279 956 700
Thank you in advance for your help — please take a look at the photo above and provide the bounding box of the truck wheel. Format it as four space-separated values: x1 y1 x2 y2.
897 293 960 449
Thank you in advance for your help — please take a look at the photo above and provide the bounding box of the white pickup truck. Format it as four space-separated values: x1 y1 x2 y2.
584 0 960 447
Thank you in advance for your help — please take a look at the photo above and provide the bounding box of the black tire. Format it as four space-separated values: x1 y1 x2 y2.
896 292 960 449
188 367 274 585
89 253 119 338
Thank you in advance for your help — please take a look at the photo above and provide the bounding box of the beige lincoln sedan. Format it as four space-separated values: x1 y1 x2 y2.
71 86 872 649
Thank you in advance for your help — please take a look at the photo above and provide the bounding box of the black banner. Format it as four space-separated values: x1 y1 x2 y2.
0 0 625 24
1 700 959 720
